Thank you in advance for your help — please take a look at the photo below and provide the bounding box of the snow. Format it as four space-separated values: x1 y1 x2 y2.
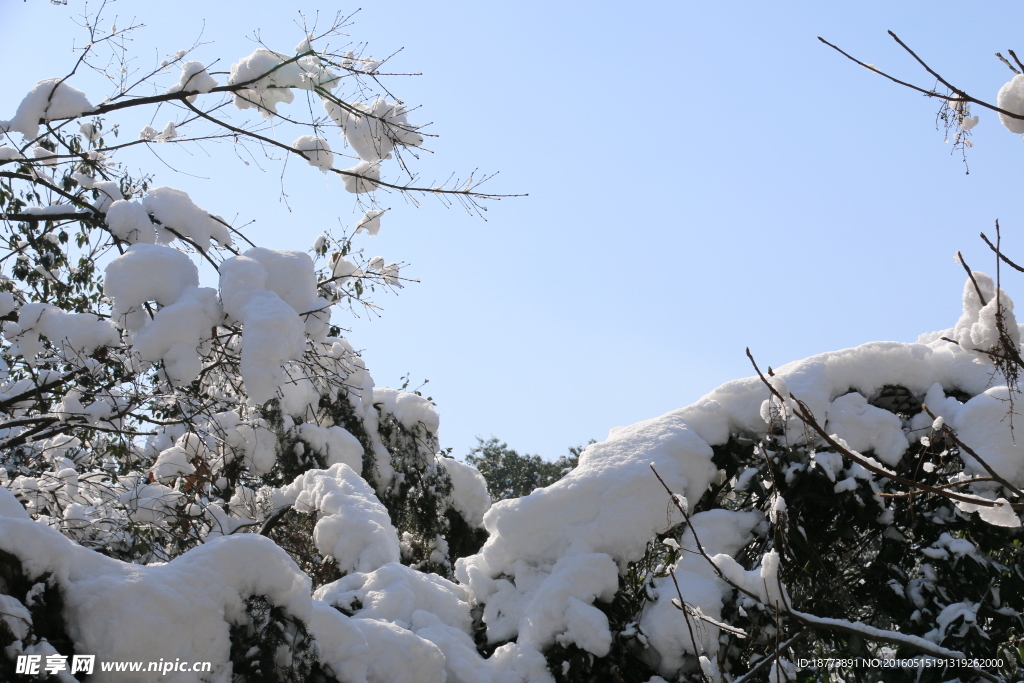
31 146 57 166
352 617 446 683
0 520 312 683
959 115 979 131
0 145 24 161
355 209 385 236
90 180 124 213
306 602 371 683
0 77 94 139
0 486 29 520
790 607 967 659
151 444 196 484
341 160 381 194
101 253 221 378
639 509 761 677
317 561 474 634
480 552 619 655
825 392 908 466
0 593 32 641
293 135 334 171
228 48 339 119
79 121 99 141
332 254 359 281
104 200 157 244
231 419 278 476
373 387 441 433
997 74 1024 134
141 187 232 250
165 61 218 102
132 285 222 385
9 303 119 363
1 64 1021 681
104 243 200 329
219 252 310 403
640 568 723 676
228 49 299 117
951 385 1024 486
241 247 329 340
296 423 364 471
277 464 400 574
951 270 1019 365
159 121 178 141
22 204 80 216
978 497 1021 527
928 601 978 643
441 457 491 527
458 412 717 594
324 97 424 162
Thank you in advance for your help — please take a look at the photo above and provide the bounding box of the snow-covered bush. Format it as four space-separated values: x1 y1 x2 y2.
0 9 1021 683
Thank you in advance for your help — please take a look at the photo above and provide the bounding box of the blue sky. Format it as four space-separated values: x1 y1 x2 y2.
4 1 1024 459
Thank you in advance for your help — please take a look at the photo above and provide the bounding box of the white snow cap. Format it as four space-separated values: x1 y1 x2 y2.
997 74 1024 134
324 97 423 162
132 285 222 385
11 304 119 363
0 146 25 162
277 464 400 574
293 135 335 171
825 392 909 466
142 186 232 250
229 48 339 118
165 61 218 102
104 243 200 330
105 200 157 244
373 388 441 433
355 209 385 236
0 78 94 139
105 256 217 382
342 161 381 194
959 115 979 131
440 457 492 527
297 423 365 472
952 270 1019 365
219 254 308 403
0 522 313 683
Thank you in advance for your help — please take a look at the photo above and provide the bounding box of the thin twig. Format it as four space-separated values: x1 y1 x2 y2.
957 251 987 306
981 230 1024 273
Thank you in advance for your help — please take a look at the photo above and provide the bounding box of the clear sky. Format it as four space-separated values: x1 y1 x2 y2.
4 0 1024 460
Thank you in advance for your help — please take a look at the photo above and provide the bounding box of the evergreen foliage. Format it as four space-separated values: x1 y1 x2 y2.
466 437 582 501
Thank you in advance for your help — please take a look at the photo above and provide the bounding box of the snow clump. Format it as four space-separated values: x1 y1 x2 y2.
997 73 1024 134
293 135 334 171
165 61 219 102
0 78 94 139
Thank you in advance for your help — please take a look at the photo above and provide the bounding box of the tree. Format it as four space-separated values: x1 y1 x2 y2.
0 8 1021 683
465 437 581 501
0 5 500 680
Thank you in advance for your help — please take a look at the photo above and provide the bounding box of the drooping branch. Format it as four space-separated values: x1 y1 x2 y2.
818 32 1024 121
